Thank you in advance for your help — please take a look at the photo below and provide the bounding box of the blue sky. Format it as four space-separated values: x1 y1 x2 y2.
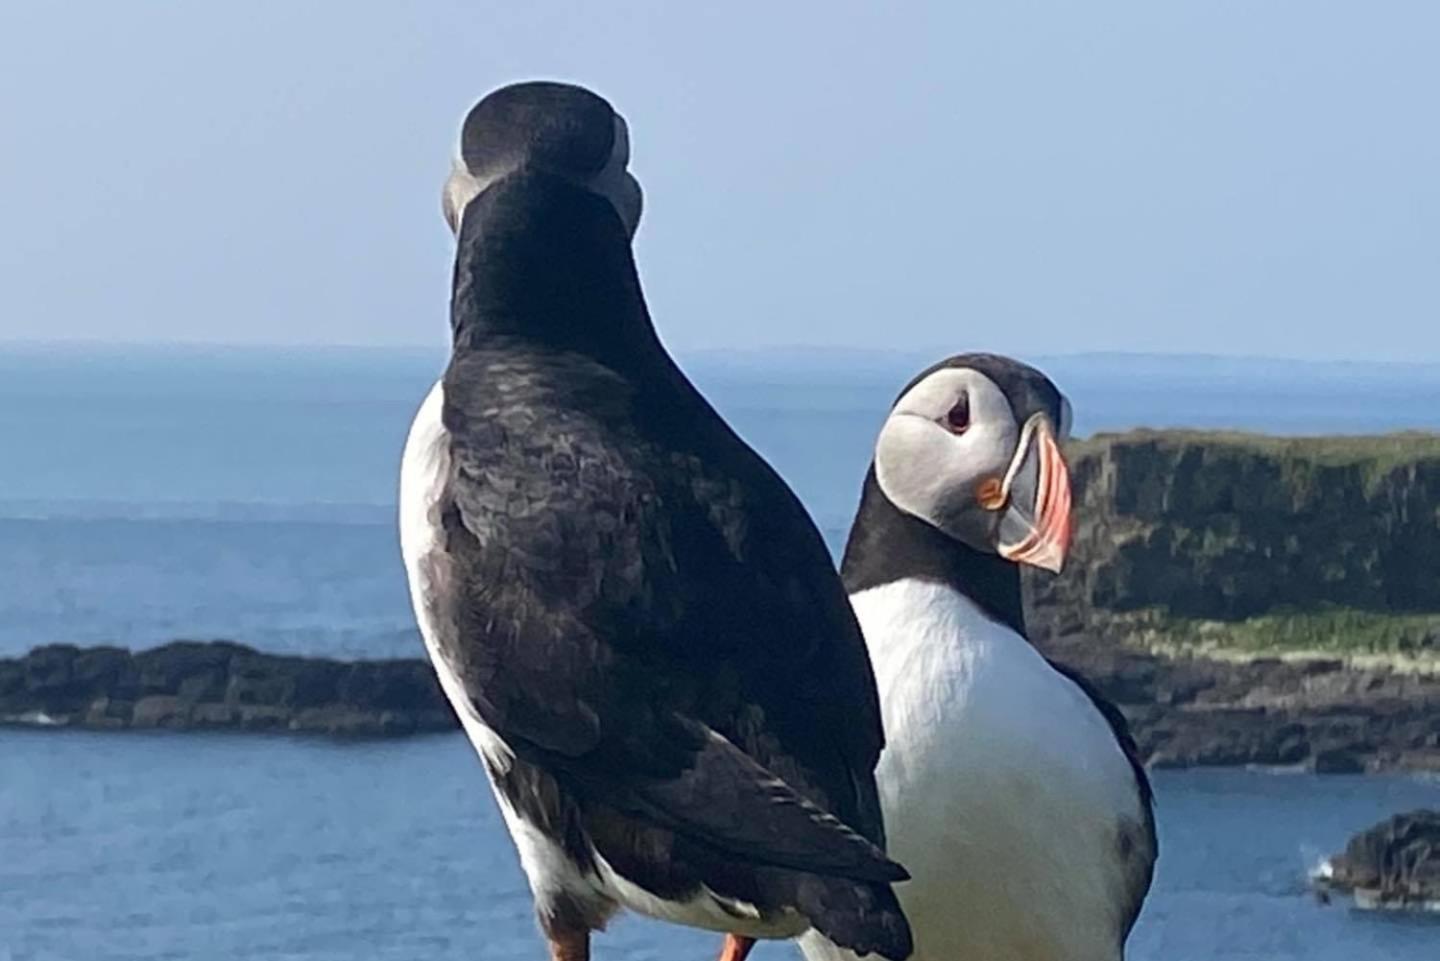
1 2 1436 360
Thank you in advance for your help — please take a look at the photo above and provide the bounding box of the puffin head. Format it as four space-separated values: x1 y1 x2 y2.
873 354 1074 573
442 81 643 239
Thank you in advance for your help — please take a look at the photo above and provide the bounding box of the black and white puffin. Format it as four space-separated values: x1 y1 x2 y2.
399 82 912 961
799 354 1156 961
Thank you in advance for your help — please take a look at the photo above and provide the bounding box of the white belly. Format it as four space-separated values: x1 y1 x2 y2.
803 578 1144 961
397 379 801 939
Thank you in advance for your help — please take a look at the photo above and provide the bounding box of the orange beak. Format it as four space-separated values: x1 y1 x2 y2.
996 417 1073 573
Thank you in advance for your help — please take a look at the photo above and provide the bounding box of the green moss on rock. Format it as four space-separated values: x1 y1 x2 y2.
1111 607 1440 666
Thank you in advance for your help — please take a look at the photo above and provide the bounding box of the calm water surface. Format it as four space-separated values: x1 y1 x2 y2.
2 731 1437 961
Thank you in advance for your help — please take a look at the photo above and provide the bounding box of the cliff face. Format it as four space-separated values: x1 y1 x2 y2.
1029 430 1440 624
1021 430 1440 773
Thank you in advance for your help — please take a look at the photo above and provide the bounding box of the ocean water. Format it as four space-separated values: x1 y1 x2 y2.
2 730 1438 961
3 345 1440 960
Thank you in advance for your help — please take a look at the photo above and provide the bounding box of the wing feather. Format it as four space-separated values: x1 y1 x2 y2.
426 347 895 880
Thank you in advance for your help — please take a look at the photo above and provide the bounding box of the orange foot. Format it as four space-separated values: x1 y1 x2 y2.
719 934 757 961
548 928 589 961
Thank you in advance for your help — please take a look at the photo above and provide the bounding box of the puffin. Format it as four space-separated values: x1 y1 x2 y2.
398 82 912 961
799 354 1156 961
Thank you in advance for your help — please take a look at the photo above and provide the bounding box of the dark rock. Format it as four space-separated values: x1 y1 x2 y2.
338 661 442 713
1311 747 1367 774
236 705 291 731
1320 810 1440 908
190 702 241 728
72 647 129 689
132 695 190 728
24 645 79 694
287 660 346 709
177 671 225 702
1040 619 1440 774
226 653 301 706
0 660 24 698
0 642 456 737
134 641 240 696
83 697 133 729
1143 710 1310 768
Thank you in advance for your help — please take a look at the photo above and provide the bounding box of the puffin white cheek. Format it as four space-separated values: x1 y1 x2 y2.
876 418 986 525
442 161 488 236
969 423 1021 483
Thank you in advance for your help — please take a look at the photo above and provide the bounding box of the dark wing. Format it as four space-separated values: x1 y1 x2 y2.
1047 658 1157 940
427 347 898 882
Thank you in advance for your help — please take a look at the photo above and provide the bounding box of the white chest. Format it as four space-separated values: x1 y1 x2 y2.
398 380 449 585
843 579 1143 961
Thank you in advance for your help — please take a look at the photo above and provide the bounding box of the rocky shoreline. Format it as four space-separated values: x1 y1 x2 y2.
1316 810 1440 909
2 637 1438 772
1038 630 1440 774
0 641 453 737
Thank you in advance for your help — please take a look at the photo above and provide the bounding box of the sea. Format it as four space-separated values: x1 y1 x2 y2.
2 344 1439 961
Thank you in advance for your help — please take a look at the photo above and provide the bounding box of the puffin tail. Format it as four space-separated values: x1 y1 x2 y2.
796 875 913 961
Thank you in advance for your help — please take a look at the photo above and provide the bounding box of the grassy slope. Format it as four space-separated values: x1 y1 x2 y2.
1113 607 1440 670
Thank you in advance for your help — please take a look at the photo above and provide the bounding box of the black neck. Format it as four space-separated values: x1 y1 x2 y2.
450 170 660 376
841 467 1028 637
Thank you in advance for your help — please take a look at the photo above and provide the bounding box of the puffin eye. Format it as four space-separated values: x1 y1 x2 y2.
945 395 970 434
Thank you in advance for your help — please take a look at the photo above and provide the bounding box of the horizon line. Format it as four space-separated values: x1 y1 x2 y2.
3 337 1440 369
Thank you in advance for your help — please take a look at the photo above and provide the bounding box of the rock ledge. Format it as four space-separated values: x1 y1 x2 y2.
1317 810 1440 910
0 641 456 736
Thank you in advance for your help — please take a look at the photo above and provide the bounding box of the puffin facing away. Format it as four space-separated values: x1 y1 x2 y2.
399 82 912 961
800 354 1155 961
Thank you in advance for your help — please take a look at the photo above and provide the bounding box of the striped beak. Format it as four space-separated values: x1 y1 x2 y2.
995 414 1073 573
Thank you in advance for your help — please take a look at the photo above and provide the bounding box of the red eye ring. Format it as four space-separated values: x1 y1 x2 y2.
945 396 970 434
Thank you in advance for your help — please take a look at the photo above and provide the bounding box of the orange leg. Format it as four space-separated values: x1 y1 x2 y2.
548 928 589 961
719 934 757 961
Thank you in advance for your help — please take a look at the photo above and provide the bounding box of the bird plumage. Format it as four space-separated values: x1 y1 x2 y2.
401 82 911 960
799 355 1154 961
801 576 1154 961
